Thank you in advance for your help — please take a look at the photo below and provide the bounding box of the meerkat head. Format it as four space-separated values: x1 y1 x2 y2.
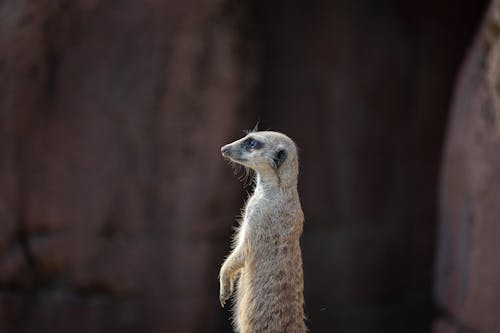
221 131 298 183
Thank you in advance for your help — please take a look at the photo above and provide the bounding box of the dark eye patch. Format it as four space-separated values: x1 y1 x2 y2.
242 137 263 151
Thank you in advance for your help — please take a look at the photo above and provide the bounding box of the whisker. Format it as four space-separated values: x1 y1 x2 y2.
225 159 255 188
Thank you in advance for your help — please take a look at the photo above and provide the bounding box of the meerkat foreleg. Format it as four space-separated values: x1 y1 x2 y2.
219 248 244 307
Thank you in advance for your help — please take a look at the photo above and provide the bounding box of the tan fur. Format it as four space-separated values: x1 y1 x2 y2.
219 131 306 333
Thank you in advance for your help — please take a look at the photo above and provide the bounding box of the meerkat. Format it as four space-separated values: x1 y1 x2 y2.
219 130 307 333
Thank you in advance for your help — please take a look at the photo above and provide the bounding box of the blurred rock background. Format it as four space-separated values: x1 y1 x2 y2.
0 0 497 332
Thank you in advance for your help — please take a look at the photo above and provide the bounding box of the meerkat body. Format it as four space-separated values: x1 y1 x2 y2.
220 131 306 333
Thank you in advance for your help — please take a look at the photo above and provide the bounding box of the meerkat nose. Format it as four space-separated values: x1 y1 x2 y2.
221 145 231 156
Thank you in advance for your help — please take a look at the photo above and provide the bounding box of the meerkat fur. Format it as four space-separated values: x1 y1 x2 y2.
219 130 307 333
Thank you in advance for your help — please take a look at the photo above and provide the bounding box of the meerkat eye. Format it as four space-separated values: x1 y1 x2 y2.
243 138 262 151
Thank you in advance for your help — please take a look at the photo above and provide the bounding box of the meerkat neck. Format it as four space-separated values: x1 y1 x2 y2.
255 170 297 194
255 172 278 193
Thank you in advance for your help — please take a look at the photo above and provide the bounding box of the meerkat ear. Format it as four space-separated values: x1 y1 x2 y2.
273 149 287 168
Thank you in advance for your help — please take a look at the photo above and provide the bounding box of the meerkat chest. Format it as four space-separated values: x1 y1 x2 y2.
242 191 287 240
244 191 279 221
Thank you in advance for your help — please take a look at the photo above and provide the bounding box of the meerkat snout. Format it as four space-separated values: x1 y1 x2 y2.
220 144 247 163
221 145 231 156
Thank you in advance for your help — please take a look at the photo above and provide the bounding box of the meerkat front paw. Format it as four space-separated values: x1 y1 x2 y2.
219 269 234 308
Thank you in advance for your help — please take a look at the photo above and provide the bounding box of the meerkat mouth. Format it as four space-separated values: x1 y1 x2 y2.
226 156 248 164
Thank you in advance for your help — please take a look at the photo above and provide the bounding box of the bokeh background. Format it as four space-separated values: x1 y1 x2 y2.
1 0 500 332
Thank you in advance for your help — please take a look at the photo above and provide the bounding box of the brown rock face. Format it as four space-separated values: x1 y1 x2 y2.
0 1 257 332
0 0 489 332
435 1 500 332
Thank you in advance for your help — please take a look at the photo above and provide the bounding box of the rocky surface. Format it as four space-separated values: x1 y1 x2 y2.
434 1 500 332
0 0 489 332
0 1 257 332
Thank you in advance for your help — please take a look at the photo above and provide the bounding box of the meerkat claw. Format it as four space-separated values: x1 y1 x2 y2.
220 294 227 308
